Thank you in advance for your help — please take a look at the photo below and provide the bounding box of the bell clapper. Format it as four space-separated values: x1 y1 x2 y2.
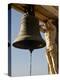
29 49 33 53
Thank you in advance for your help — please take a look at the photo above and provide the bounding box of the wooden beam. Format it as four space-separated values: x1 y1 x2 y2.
8 4 58 23
41 6 58 17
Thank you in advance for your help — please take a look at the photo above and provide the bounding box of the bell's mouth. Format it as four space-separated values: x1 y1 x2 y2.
13 40 46 49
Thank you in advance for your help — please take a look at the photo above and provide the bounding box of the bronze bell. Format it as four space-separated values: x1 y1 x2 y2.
13 13 46 52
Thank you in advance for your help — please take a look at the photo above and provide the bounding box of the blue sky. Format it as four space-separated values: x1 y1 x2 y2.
9 8 48 76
